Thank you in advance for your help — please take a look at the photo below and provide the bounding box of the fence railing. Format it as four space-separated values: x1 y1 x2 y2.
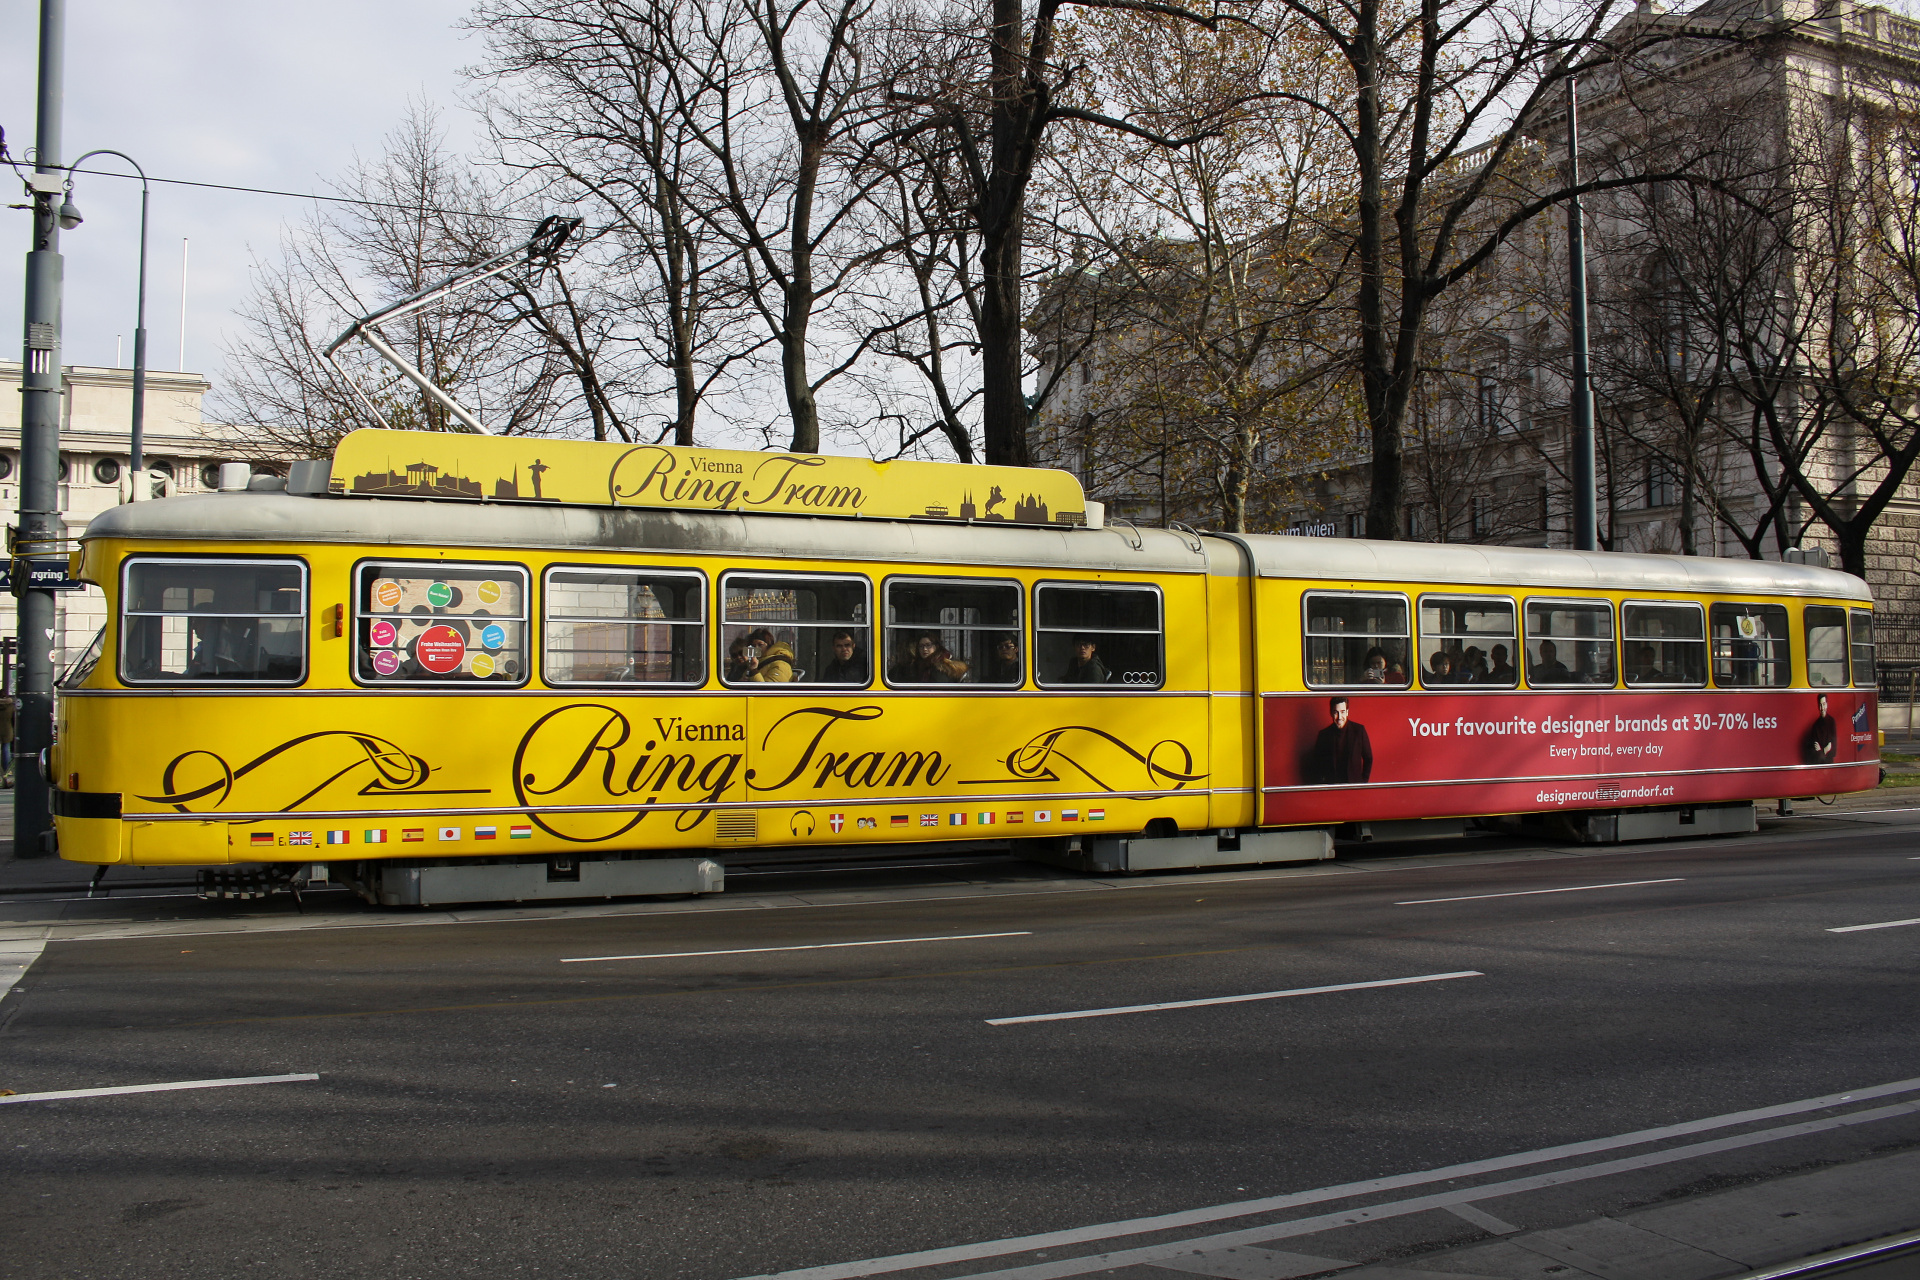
1880 664 1920 740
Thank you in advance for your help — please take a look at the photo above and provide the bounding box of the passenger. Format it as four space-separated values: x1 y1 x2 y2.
1426 650 1457 685
746 627 796 683
891 632 968 684
820 629 869 684
1488 643 1518 684
1530 639 1572 684
987 634 1023 684
1362 646 1390 683
1462 646 1490 683
1626 643 1665 685
725 638 757 682
1063 636 1110 684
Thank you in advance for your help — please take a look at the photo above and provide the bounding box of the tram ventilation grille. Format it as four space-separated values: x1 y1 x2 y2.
714 811 758 840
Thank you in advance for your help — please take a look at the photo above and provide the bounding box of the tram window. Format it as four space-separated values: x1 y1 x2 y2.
1304 593 1409 687
1710 603 1790 688
1034 584 1162 687
1524 600 1615 686
1805 606 1848 687
544 568 704 686
885 578 1022 686
1622 603 1706 686
355 562 528 685
1850 609 1876 687
1418 596 1517 687
721 574 869 686
120 558 306 684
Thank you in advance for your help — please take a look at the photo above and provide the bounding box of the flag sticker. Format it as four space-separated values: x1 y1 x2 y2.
891 815 909 827
249 832 275 846
1033 810 1052 823
475 826 497 840
920 814 938 827
1088 808 1107 821
1006 811 1024 824
510 825 533 839
829 813 845 833
976 812 997 825
402 829 425 842
948 813 968 826
1062 809 1080 821
437 826 461 842
364 829 387 844
325 830 351 846
287 831 315 847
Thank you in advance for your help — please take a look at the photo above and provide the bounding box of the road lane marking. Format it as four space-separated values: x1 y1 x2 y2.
915 1100 1920 1280
985 971 1483 1025
562 931 1032 963
1395 878 1684 906
1828 917 1920 932
0 929 49 999
728 1075 1920 1280
0 1073 319 1104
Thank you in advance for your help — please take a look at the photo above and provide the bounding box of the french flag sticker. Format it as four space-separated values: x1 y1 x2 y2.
325 830 351 845
948 813 968 826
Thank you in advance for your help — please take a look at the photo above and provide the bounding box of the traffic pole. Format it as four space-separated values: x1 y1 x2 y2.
15 0 67 855
1566 76 1599 553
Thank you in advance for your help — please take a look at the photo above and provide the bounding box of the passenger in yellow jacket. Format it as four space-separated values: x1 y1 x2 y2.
746 628 798 682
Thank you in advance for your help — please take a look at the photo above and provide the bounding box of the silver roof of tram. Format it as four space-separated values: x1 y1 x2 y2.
82 490 1872 601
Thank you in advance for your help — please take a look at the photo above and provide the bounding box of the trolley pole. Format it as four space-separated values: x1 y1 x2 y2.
14 0 67 855
1566 76 1599 553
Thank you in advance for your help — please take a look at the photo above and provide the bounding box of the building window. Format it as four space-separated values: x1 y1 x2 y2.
92 458 121 485
1346 512 1365 539
1537 484 1550 534
1645 458 1677 509
355 561 529 685
1404 506 1428 540
120 557 307 685
1470 496 1491 538
1476 375 1499 432
543 567 705 686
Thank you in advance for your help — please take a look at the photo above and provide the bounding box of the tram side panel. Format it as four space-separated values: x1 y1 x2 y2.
1257 580 1880 828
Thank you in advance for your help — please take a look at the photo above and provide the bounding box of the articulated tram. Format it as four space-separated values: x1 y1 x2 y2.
48 430 1880 905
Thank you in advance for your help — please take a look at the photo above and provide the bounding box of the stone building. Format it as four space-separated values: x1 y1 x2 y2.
0 361 255 672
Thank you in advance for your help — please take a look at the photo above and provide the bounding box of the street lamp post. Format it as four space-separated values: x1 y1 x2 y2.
61 148 150 498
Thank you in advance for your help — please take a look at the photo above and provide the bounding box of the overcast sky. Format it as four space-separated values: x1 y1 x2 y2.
2 0 482 414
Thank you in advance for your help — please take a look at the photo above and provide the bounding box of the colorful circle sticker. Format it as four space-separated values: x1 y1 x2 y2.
426 581 454 609
373 580 403 608
476 580 502 605
371 649 402 677
369 619 398 648
480 623 507 651
414 624 467 674
470 652 497 679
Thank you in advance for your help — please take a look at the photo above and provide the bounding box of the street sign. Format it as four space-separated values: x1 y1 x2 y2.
2 559 83 593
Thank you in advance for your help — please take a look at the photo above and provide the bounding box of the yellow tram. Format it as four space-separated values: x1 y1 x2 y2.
48 430 1881 904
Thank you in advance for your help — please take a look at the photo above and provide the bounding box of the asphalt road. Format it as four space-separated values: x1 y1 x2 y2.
1 811 1917 1280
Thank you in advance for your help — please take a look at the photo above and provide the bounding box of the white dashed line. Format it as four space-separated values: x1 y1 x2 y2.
1828 917 1920 933
0 1073 319 1104
1395 878 1684 906
562 931 1031 963
987 971 1483 1025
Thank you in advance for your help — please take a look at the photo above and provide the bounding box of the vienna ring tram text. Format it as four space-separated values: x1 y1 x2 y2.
47 430 1881 905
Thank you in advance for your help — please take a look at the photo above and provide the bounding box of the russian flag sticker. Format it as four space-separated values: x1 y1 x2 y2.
1062 809 1080 821
475 826 497 840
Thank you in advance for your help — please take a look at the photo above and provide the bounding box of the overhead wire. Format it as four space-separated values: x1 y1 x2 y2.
56 163 565 227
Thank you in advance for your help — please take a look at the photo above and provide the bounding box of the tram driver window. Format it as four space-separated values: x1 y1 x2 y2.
1034 584 1161 687
544 568 704 686
1419 596 1517 687
1711 603 1789 688
721 575 869 686
355 563 529 684
1304 593 1409 687
1805 606 1848 687
1524 600 1615 686
885 578 1022 686
121 558 306 684
1621 603 1706 686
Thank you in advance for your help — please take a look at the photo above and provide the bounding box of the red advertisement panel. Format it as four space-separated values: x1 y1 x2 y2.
1261 689 1879 826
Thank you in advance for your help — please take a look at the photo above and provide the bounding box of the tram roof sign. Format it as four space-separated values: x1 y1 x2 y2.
325 429 1090 527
